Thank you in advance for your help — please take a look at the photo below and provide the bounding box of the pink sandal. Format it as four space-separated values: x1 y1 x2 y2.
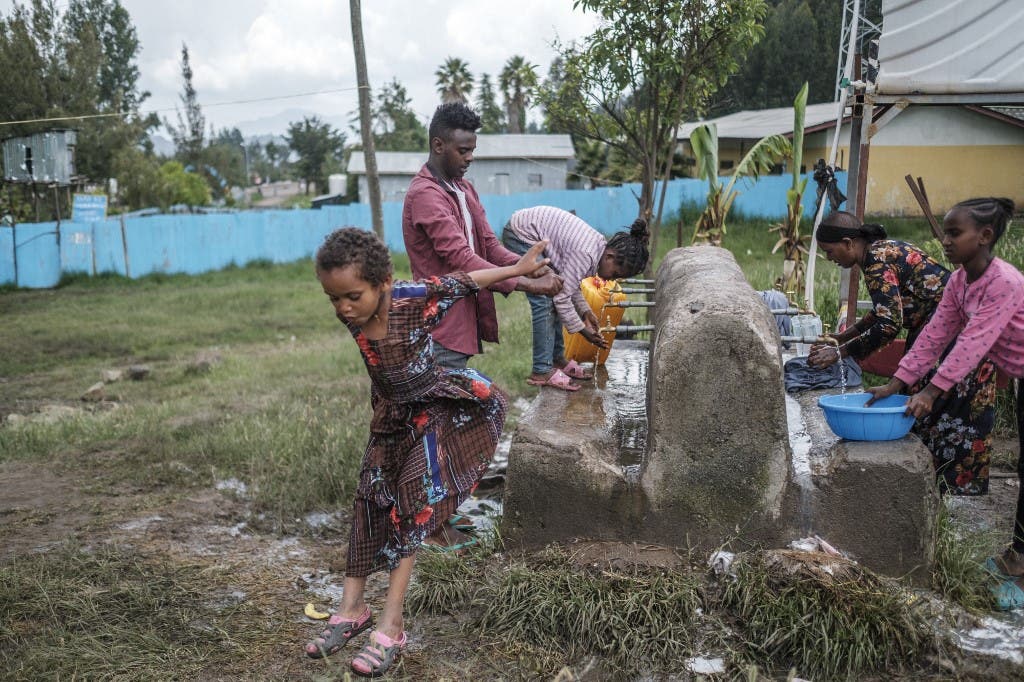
304 607 373 658
559 360 593 380
351 629 407 677
526 368 579 392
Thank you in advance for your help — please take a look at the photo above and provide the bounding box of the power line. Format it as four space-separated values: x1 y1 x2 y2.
0 86 363 128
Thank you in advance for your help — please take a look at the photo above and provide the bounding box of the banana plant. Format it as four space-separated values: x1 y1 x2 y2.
690 123 791 246
769 82 810 298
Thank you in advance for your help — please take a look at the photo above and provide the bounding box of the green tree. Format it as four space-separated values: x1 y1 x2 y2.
499 55 538 134
0 1 153 194
712 0 882 114
64 0 145 110
287 116 344 194
435 57 474 104
475 73 505 133
166 43 205 168
371 78 427 151
538 0 767 267
769 82 811 297
159 160 211 208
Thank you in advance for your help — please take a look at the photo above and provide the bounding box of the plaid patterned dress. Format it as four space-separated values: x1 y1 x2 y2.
340 272 507 576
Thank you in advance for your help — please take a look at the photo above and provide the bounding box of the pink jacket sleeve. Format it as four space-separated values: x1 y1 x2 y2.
929 276 1024 390
893 285 963 387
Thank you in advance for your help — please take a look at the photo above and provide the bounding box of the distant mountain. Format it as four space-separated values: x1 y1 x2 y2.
150 134 176 158
232 108 350 138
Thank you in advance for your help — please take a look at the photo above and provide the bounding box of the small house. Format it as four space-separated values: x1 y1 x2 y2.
347 134 576 204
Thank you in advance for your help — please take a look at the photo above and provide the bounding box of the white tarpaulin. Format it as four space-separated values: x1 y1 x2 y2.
875 0 1024 95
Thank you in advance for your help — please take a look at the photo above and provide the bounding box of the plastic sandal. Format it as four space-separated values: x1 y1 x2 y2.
421 533 479 554
991 578 1024 611
525 368 579 392
559 360 593 380
447 513 477 533
304 607 373 659
351 629 407 678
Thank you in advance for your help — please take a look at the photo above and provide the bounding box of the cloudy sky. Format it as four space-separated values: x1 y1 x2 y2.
3 0 601 137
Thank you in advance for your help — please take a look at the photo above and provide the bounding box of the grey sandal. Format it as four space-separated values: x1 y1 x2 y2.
351 629 407 677
304 607 373 659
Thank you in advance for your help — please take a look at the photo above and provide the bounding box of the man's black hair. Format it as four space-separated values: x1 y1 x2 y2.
428 102 482 142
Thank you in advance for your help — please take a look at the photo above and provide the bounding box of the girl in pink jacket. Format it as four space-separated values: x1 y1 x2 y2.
867 197 1024 609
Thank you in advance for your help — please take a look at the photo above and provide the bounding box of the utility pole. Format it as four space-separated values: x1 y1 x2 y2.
349 0 383 239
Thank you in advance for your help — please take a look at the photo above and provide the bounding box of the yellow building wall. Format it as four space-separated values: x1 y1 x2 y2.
862 145 1024 216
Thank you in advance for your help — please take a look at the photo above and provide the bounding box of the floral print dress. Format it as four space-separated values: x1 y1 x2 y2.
850 240 995 495
340 272 506 576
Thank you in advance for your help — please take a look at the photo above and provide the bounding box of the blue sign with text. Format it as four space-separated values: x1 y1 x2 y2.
72 194 108 223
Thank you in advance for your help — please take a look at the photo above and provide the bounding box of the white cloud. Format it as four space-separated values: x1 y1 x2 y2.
1 0 600 135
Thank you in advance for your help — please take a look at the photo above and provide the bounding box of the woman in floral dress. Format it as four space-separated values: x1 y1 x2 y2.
808 210 997 495
304 227 550 676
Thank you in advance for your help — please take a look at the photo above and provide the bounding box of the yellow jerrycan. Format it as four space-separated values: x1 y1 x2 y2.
562 276 626 366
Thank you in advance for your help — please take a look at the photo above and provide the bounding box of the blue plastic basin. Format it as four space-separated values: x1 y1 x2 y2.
817 393 915 441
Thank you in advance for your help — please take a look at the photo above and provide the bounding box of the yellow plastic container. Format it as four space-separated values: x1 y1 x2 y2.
563 276 626 366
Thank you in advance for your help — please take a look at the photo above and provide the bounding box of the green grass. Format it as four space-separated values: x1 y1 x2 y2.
408 544 706 679
721 550 934 679
0 544 278 680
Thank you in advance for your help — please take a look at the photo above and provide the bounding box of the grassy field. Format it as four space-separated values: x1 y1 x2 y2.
1 214 1021 679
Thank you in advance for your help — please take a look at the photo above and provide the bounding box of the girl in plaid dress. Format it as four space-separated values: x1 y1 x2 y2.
304 227 550 676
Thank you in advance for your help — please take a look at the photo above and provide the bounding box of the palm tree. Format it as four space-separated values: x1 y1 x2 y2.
435 57 474 104
499 55 538 134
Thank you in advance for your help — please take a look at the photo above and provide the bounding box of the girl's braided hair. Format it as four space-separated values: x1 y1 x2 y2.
606 218 651 277
315 227 392 286
953 197 1015 245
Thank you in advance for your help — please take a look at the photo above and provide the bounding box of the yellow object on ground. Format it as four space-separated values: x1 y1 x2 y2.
304 602 330 620
563 276 626 366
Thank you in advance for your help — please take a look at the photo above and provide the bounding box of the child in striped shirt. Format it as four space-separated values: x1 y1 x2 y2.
501 206 649 391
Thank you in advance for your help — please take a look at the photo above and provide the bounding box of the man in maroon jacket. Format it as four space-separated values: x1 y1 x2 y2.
403 103 561 369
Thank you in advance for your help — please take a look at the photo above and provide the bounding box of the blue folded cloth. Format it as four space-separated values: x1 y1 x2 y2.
784 355 863 393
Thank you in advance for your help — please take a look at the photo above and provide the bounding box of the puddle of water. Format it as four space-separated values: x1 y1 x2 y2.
118 515 163 531
953 609 1024 665
215 478 249 497
600 341 649 481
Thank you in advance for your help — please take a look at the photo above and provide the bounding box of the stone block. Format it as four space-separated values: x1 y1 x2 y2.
641 246 790 547
788 388 940 584
502 345 648 547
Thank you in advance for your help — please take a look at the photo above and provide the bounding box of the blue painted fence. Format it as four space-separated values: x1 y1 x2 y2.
0 172 844 289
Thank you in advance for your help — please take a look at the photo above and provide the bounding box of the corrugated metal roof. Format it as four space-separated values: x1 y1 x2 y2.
347 151 423 175
875 0 1024 95
474 134 574 159
347 134 575 175
677 102 846 140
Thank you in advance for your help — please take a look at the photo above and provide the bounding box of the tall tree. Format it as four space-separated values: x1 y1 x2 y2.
435 57 474 104
711 0 882 114
0 1 153 203
474 73 505 133
64 0 145 110
499 55 538 134
349 0 382 237
166 43 205 168
538 0 767 269
371 78 428 151
286 116 344 195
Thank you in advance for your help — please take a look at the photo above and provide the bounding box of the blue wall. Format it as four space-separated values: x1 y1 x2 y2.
0 172 843 289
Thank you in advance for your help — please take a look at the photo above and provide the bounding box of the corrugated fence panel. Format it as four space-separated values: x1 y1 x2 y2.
14 222 61 288
59 222 95 274
93 219 128 275
1 172 846 288
0 227 14 285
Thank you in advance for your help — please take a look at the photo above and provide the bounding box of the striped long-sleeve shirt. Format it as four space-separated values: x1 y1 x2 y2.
507 205 607 333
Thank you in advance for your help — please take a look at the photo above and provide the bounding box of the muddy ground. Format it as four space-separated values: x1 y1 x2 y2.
1 415 1021 680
